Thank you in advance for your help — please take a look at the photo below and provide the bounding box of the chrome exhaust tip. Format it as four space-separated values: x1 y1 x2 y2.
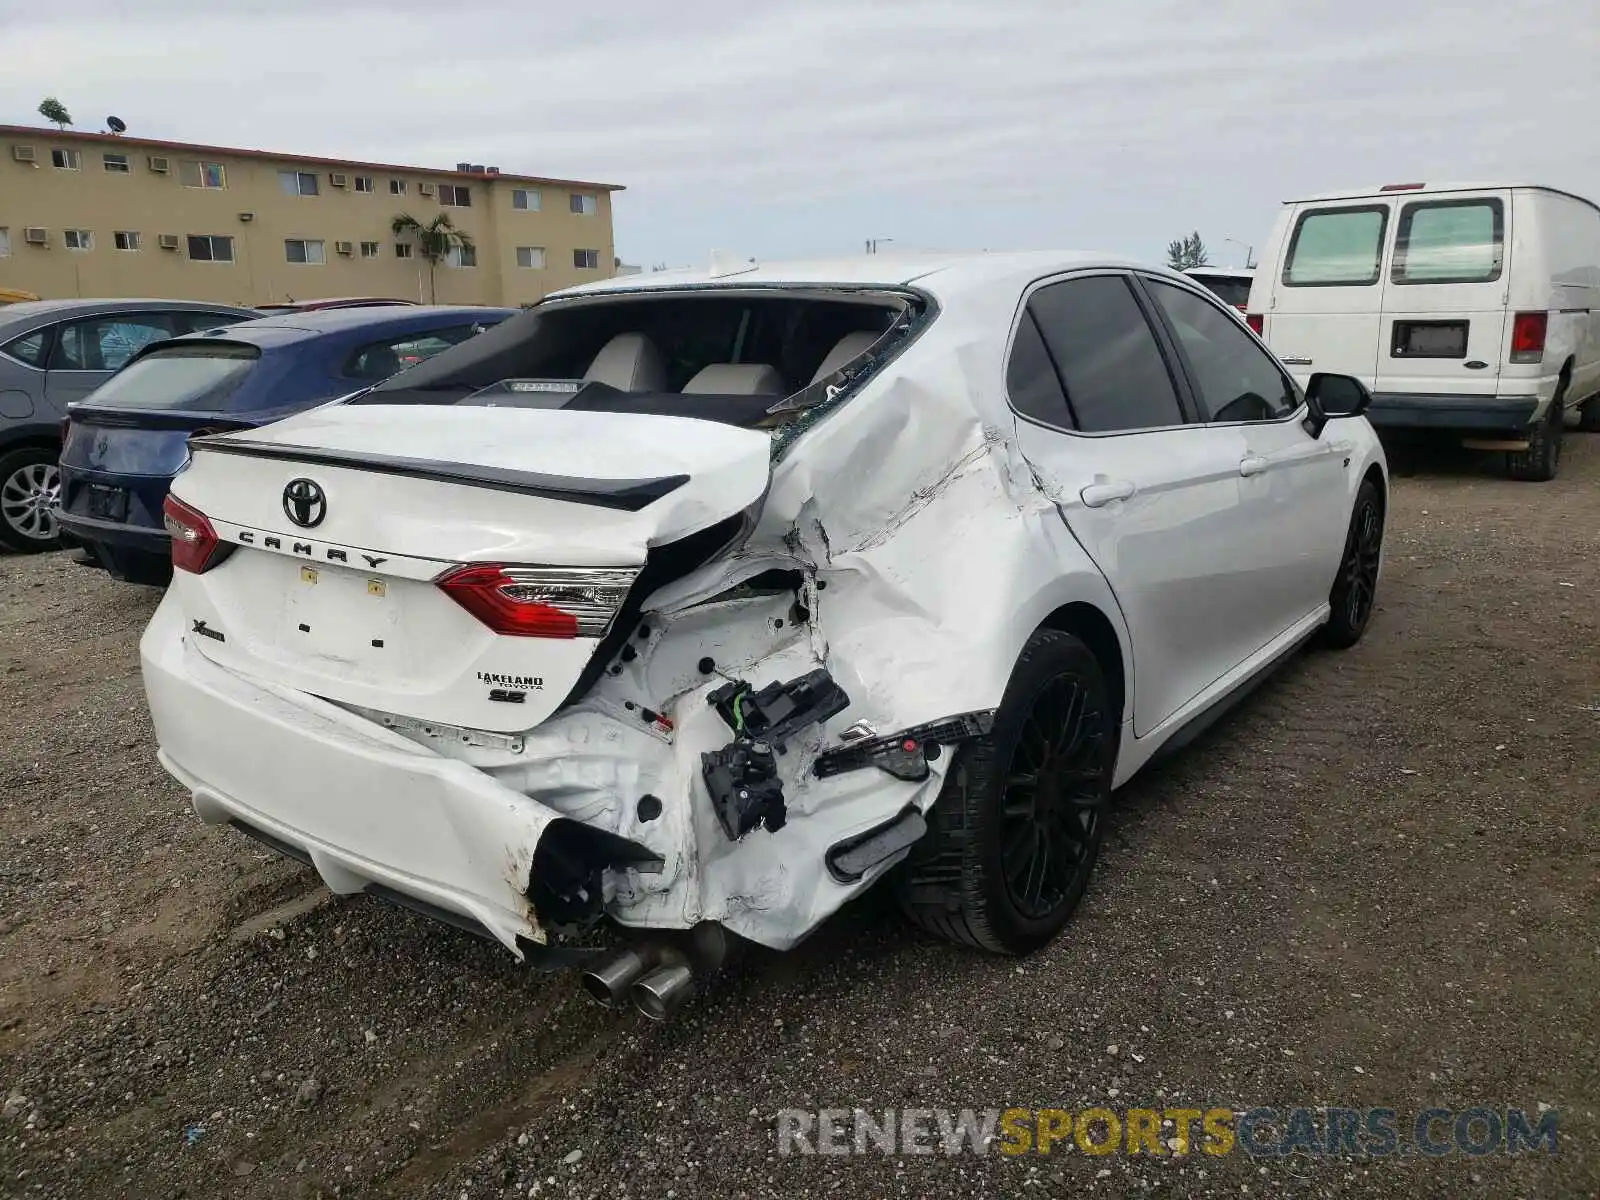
578 946 659 1008
631 961 696 1022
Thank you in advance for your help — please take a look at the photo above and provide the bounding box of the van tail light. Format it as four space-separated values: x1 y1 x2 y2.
1509 312 1547 363
1246 313 1265 336
436 564 638 638
163 494 230 574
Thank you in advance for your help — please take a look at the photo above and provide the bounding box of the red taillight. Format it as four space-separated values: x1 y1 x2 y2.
1510 311 1547 363
436 563 638 638
1246 313 1265 336
163 494 226 574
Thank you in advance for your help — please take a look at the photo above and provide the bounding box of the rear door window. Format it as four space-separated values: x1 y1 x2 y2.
49 314 177 371
1026 276 1187 433
81 343 261 411
1005 312 1073 427
1391 199 1504 284
344 322 498 380
1283 206 1389 287
1 327 51 367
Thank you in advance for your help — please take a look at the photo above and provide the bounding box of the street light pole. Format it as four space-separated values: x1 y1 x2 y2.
865 237 894 254
1221 237 1255 269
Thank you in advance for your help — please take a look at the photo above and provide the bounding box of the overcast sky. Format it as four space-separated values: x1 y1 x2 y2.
3 0 1596 269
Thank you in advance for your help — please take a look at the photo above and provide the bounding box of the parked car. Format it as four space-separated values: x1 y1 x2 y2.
1248 182 1600 480
0 299 258 551
140 253 1386 1020
57 304 516 584
1184 265 1253 311
252 297 419 315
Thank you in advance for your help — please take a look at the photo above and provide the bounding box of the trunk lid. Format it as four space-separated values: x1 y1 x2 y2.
167 404 772 732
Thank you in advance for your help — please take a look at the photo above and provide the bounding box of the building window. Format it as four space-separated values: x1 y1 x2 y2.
512 188 541 212
353 175 374 193
285 239 327 265
51 148 81 170
113 231 141 251
570 193 597 215
279 170 319 196
359 241 381 259
187 234 235 262
389 179 406 196
0 228 10 257
445 244 477 268
515 246 546 269
103 153 130 173
394 242 413 259
439 184 471 207
178 160 226 189
573 248 600 269
63 229 94 251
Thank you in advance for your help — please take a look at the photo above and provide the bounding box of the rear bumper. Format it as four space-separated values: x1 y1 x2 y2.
139 591 567 955
1366 392 1540 432
54 513 171 583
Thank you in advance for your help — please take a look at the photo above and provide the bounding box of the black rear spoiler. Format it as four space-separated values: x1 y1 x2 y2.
186 436 688 512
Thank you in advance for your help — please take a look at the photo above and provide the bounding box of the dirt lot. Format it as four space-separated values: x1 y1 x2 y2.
2 438 1597 1200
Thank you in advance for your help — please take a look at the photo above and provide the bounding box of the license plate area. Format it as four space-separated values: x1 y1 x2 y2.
86 483 129 521
1390 320 1467 359
284 563 404 663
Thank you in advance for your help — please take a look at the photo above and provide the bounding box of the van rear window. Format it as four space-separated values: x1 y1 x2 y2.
1391 199 1503 284
1283 206 1388 287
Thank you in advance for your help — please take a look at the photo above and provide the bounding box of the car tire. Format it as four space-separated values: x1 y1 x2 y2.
1506 387 1564 481
1321 477 1384 650
1577 393 1600 433
895 629 1116 955
0 445 63 553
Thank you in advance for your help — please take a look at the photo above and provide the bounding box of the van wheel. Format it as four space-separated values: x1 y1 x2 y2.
1506 389 1564 482
895 630 1116 955
1578 394 1600 433
0 446 62 553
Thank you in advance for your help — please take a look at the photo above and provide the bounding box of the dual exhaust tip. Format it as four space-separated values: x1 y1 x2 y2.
580 945 696 1021
579 925 733 1021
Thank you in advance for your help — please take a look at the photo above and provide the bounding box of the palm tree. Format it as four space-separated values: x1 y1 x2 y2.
390 213 474 303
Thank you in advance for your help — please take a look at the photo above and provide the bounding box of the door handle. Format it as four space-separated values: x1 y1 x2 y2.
1239 456 1270 477
1080 479 1135 507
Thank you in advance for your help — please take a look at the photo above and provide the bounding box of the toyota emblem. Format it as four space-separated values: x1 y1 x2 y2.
282 478 327 528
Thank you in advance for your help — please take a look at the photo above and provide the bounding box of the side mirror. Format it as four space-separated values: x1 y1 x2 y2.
1303 372 1372 438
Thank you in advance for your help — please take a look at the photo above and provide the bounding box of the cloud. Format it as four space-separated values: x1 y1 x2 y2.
2 0 1595 264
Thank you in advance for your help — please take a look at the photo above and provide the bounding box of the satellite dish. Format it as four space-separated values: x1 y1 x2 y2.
106 116 127 134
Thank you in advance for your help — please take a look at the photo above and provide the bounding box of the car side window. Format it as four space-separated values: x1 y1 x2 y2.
49 314 176 371
2 328 49 368
1145 280 1298 423
1005 311 1073 427
344 324 487 381
1026 276 1185 433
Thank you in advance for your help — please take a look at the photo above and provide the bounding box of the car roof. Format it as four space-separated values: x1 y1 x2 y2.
0 298 258 338
169 304 519 349
549 250 1164 302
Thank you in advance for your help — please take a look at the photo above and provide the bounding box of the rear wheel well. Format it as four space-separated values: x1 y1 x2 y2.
0 434 62 457
1037 602 1126 729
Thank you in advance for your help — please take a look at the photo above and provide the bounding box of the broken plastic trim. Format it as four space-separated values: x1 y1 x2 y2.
527 819 664 933
811 710 997 781
702 738 786 840
825 806 929 884
707 668 851 750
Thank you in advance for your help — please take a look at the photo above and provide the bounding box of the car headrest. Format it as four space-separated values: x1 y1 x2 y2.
681 363 787 395
583 333 669 392
809 330 881 384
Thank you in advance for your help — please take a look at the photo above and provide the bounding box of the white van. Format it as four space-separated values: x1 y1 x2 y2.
1247 183 1600 480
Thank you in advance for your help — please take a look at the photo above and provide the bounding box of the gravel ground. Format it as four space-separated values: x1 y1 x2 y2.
2 438 1597 1200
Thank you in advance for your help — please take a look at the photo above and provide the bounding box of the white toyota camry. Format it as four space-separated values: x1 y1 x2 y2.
141 252 1387 1019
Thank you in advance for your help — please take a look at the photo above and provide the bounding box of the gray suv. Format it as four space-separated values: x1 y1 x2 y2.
0 299 257 551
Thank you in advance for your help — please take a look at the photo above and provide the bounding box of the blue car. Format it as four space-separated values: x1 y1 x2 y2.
57 304 515 584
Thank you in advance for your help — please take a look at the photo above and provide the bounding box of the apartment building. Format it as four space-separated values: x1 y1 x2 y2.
0 124 623 306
